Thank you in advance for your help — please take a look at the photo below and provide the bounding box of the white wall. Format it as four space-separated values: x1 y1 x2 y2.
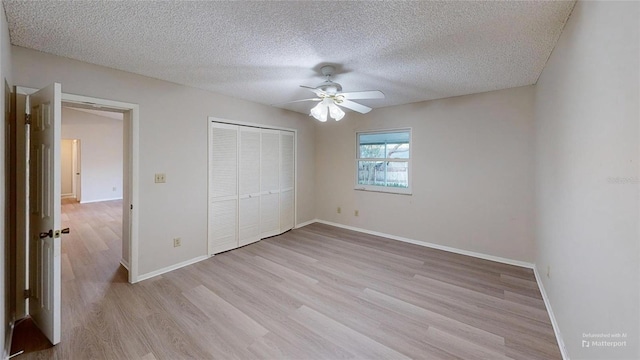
534 1 639 359
0 3 12 357
62 107 123 203
11 46 315 277
315 86 536 263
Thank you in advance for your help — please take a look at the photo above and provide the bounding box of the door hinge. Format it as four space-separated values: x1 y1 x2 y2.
24 289 32 299
25 114 31 125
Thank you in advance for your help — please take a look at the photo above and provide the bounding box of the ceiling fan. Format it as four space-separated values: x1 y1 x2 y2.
277 65 385 122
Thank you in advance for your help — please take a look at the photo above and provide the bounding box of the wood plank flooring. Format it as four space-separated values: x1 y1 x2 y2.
19 199 561 359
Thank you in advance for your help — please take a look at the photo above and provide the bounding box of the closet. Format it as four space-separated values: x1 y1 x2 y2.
208 120 295 255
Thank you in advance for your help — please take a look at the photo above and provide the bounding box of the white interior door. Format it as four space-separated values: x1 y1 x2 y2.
260 130 280 238
238 127 261 246
280 131 295 232
28 83 62 345
208 122 238 254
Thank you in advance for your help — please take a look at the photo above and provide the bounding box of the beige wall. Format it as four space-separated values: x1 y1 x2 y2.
6 4 639 359
62 107 123 203
11 46 315 277
315 86 536 262
534 1 639 358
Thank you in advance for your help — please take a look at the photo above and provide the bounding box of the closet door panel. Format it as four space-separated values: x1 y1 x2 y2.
280 189 294 231
209 199 238 254
239 129 261 195
239 128 261 245
280 131 294 190
280 131 295 231
261 130 280 193
239 195 260 246
260 193 280 238
260 130 280 238
208 123 238 254
210 125 238 198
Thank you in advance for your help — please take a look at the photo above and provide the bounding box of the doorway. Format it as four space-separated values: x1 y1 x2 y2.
60 105 124 205
11 87 139 329
59 103 126 283
56 97 137 280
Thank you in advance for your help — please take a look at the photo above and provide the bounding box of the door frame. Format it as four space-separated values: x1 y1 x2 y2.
16 86 140 284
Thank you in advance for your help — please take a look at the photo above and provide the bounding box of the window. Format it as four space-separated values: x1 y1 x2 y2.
355 129 411 194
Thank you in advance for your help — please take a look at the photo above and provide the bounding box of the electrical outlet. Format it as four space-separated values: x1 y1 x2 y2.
337 207 341 214
354 210 359 217
547 265 551 278
173 237 181 247
155 173 166 183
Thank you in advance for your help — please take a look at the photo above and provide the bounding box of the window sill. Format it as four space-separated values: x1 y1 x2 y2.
354 186 412 195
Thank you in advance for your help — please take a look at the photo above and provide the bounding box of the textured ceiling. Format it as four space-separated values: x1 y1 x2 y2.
4 1 575 115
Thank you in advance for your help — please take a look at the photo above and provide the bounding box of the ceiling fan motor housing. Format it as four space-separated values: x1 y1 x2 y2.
317 65 342 94
320 65 335 76
317 81 342 94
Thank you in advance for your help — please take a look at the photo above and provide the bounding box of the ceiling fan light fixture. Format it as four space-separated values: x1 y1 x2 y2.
328 102 345 121
310 101 328 122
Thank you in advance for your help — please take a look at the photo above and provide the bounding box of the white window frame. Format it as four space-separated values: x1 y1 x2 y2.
354 128 412 195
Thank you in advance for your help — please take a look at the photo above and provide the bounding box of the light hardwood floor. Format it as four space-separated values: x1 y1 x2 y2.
21 199 561 359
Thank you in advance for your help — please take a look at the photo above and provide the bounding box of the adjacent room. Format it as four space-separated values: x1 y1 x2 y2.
1 1 638 360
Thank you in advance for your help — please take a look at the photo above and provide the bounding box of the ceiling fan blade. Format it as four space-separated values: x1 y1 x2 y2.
340 90 385 100
300 85 325 97
271 98 320 106
338 99 372 114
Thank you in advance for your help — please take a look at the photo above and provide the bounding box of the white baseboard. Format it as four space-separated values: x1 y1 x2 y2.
80 197 123 204
533 265 569 360
313 219 535 269
120 259 130 271
136 255 210 282
295 219 317 229
61 193 75 199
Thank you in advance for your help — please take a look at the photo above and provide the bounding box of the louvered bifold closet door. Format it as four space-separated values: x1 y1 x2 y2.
260 129 281 238
238 127 261 246
208 123 239 255
280 131 295 232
